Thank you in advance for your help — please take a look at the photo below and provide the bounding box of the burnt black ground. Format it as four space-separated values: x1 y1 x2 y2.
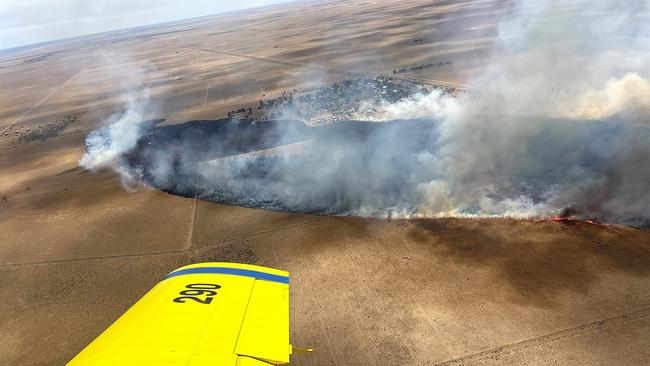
127 117 650 226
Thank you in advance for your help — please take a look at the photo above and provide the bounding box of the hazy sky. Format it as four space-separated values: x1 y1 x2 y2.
0 0 291 50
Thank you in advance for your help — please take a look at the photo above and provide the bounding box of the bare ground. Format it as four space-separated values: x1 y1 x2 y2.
0 0 648 365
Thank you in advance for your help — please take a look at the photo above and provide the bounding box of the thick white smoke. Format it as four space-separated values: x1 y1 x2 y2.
79 53 155 186
357 0 650 223
569 73 650 123
80 0 650 226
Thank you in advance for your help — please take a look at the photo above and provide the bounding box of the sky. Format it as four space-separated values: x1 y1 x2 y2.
0 0 291 50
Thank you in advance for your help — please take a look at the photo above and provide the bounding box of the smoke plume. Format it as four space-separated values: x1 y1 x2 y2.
81 0 650 226
79 53 155 186
353 0 650 225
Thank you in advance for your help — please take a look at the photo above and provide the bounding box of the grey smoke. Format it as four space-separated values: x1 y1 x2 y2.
81 0 650 226
79 52 155 187
357 0 650 225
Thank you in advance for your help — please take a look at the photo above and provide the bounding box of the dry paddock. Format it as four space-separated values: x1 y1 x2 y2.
0 0 649 364
1 136 648 365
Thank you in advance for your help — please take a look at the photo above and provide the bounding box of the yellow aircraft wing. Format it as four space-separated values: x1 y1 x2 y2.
68 262 296 365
